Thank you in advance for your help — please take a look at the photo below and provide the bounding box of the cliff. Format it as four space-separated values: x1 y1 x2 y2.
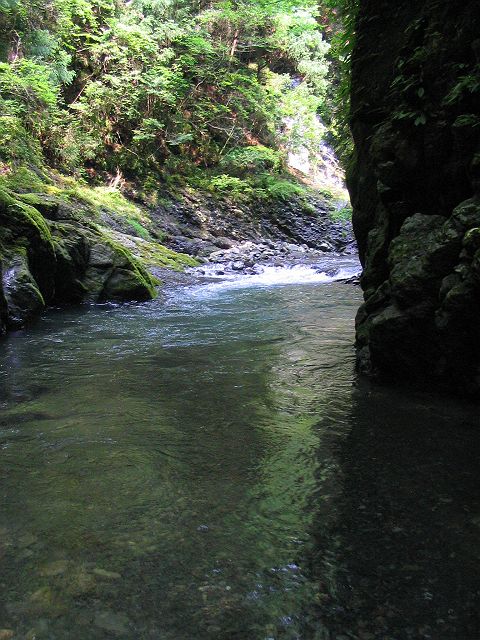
348 0 480 396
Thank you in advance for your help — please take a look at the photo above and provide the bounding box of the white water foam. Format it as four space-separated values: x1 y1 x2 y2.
182 262 361 298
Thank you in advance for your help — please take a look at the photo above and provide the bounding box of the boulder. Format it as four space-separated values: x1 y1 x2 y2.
0 189 157 329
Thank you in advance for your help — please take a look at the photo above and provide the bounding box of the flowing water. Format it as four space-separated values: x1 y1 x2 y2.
0 257 479 640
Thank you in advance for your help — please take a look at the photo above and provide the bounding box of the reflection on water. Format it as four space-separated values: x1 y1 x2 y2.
0 272 478 639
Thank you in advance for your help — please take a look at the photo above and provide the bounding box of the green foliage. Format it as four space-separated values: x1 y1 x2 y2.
329 204 352 221
219 146 283 177
443 65 480 106
256 175 308 200
207 175 254 200
193 169 310 204
0 0 352 194
317 0 358 161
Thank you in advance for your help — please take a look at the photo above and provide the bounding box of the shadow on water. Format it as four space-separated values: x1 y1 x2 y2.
307 382 480 640
0 274 478 639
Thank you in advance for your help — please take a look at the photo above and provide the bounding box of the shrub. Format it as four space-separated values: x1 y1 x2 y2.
219 146 284 178
207 175 254 199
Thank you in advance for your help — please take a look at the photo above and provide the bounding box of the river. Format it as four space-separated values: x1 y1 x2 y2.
0 257 478 639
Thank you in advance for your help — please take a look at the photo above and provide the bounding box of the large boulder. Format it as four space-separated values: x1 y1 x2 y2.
0 189 157 329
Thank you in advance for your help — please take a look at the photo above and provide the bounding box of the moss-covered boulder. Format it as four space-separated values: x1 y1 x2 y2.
0 188 158 330
0 188 57 327
81 237 156 303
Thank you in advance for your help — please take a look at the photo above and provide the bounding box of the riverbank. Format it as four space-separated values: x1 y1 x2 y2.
0 170 355 334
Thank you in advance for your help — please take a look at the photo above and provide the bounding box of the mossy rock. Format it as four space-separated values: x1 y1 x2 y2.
0 188 57 302
101 268 156 302
0 187 158 327
463 226 480 249
16 193 60 220
0 166 50 194
0 189 52 245
79 235 157 303
2 253 45 328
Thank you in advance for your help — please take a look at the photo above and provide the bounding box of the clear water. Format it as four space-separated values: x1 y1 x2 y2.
0 262 478 639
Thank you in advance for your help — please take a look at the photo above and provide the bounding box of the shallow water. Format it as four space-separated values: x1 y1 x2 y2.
0 260 478 639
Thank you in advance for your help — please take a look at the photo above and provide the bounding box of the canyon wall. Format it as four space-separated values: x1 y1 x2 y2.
348 0 480 396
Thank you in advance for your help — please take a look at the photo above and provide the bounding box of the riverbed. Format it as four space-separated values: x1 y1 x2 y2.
0 258 478 639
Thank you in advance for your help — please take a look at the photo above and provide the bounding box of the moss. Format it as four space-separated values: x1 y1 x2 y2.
0 167 50 193
329 205 353 222
14 201 53 246
134 241 199 271
16 193 60 219
65 184 150 223
100 225 198 273
102 236 158 298
0 188 53 246
127 219 152 240
0 186 17 211
463 227 480 251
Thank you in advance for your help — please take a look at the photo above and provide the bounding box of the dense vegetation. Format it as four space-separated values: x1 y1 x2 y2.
0 0 354 196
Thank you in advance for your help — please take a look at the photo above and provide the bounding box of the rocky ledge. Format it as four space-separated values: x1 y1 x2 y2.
143 189 354 257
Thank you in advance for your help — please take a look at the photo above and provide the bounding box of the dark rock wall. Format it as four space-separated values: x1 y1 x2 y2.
348 0 480 396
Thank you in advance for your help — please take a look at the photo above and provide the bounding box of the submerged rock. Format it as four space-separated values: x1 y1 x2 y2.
93 567 122 580
94 610 130 635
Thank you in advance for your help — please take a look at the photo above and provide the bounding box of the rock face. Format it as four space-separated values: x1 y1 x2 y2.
0 189 157 333
148 190 354 257
348 0 480 396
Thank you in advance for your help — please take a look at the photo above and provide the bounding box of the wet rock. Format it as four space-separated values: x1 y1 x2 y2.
65 567 97 596
318 241 333 252
22 619 51 640
94 610 130 635
152 188 353 261
17 533 38 549
25 586 66 617
0 189 158 331
341 274 361 286
39 560 70 577
213 237 235 249
0 630 14 640
2 253 45 328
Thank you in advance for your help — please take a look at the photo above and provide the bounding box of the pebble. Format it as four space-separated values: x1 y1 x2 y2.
94 610 130 635
18 533 38 549
66 568 97 595
93 567 122 580
197 239 356 278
